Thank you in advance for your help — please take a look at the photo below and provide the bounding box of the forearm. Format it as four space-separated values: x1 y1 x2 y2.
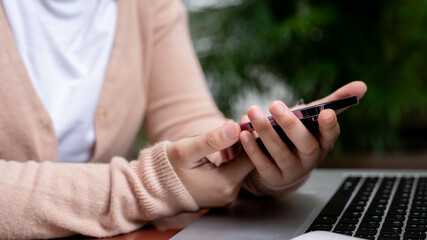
0 142 198 239
144 0 226 142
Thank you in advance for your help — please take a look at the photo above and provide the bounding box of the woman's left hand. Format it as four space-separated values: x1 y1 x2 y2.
239 81 367 188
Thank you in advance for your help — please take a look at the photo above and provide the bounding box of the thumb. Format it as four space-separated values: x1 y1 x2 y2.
173 121 241 162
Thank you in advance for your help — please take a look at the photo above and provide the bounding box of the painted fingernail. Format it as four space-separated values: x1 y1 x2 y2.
223 122 239 139
271 101 285 116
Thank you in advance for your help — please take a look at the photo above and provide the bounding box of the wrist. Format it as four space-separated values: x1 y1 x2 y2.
131 141 199 218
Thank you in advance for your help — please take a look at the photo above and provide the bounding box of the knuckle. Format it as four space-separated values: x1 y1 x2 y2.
244 142 258 156
280 164 301 180
280 115 299 131
321 142 335 152
169 142 185 161
257 164 269 174
205 132 222 151
324 134 337 144
257 163 271 175
221 184 235 198
218 180 238 204
271 148 289 161
300 142 319 157
323 127 340 144
325 143 335 152
254 120 271 133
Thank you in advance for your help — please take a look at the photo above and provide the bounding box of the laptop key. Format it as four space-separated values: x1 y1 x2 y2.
409 212 427 219
362 215 382 222
407 218 427 225
385 214 406 221
312 215 337 224
338 217 359 224
306 223 333 231
378 233 400 240
406 224 426 232
346 205 365 212
334 223 356 231
354 233 375 239
404 231 427 239
365 209 384 216
412 206 427 212
355 227 378 235
317 177 361 217
382 220 404 227
380 226 402 234
342 211 362 218
387 208 407 215
359 221 381 228
332 229 353 236
390 202 409 209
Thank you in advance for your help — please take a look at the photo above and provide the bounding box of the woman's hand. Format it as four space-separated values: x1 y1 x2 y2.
166 121 254 208
239 81 367 188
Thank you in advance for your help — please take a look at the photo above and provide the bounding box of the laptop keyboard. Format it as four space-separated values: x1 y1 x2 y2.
306 175 427 239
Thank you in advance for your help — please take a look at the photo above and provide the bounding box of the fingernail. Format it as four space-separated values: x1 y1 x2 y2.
249 106 262 119
240 132 250 143
271 102 285 116
223 122 239 139
282 105 292 119
324 111 335 124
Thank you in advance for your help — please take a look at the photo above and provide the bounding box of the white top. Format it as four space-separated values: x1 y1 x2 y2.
3 0 117 163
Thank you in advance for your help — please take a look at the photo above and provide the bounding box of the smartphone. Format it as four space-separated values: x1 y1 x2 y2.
239 96 359 154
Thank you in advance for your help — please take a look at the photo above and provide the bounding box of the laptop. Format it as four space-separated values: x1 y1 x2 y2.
171 169 427 240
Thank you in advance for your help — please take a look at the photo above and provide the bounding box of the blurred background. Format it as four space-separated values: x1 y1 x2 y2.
183 0 427 166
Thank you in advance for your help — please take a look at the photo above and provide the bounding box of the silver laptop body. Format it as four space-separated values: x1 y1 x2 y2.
172 169 427 240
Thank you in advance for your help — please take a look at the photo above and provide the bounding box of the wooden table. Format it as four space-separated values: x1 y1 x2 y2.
79 210 210 240
85 228 181 240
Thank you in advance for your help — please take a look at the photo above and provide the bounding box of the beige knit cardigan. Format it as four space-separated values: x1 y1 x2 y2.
0 0 303 239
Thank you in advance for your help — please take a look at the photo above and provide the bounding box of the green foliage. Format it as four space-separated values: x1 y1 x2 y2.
189 0 427 153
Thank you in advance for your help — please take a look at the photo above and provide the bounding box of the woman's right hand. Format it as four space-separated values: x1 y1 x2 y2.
166 121 254 208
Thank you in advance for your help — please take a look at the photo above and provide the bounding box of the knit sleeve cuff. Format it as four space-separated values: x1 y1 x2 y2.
243 170 311 196
130 141 199 220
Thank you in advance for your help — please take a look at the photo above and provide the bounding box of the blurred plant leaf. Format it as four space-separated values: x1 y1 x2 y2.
189 0 427 153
